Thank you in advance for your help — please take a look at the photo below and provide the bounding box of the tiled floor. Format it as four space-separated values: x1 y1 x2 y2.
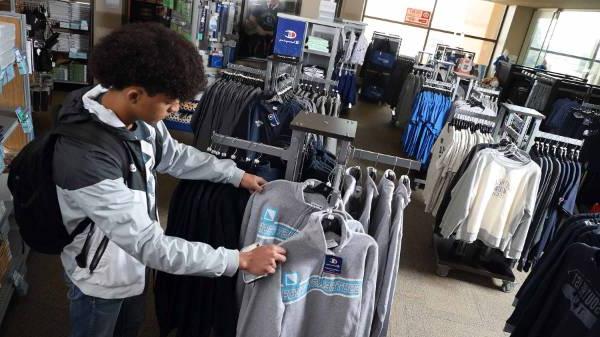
0 100 524 337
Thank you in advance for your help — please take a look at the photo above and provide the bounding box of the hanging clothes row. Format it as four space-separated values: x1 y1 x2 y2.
517 138 584 272
394 67 429 128
525 78 554 112
335 68 358 109
236 173 411 337
437 143 542 259
402 86 453 165
424 101 497 216
579 117 600 209
506 213 600 337
544 98 600 139
384 56 415 108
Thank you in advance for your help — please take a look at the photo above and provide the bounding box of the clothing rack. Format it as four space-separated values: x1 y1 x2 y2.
422 79 454 95
526 127 584 152
497 103 545 150
210 113 419 199
299 74 338 88
350 148 421 171
226 63 266 78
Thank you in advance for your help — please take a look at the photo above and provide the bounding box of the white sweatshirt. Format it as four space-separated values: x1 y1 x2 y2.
439 149 541 259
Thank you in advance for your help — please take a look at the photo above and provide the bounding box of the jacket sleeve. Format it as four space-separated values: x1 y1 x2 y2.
65 177 240 277
154 121 245 187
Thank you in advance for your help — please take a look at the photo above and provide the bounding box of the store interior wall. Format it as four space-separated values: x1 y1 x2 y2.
93 0 127 44
487 0 600 10
490 5 535 74
339 0 365 20
299 0 320 18
300 0 367 20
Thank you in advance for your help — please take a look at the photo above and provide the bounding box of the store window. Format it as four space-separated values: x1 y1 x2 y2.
431 0 506 40
425 31 495 65
521 10 600 84
362 17 428 57
362 0 506 68
364 0 435 23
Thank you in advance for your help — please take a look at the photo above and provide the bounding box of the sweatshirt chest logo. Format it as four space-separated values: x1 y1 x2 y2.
562 270 600 329
492 178 510 198
256 206 299 243
281 273 363 304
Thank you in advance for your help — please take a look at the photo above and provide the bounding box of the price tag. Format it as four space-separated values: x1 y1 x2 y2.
5 65 15 84
15 49 28 75
15 107 34 134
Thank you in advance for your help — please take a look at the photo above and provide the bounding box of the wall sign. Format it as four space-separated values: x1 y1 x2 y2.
405 8 431 27
273 16 307 60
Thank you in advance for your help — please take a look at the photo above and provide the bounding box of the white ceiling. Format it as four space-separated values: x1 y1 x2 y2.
486 0 600 9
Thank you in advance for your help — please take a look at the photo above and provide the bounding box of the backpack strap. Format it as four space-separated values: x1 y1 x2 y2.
153 124 164 168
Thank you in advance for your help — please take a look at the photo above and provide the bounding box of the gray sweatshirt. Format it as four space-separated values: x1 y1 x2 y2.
237 211 378 337
371 176 411 337
237 180 329 303
440 149 541 259
358 168 380 232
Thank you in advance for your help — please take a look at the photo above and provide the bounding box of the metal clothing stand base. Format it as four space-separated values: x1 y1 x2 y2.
433 235 516 292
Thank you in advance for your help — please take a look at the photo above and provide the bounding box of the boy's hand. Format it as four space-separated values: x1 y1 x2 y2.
240 173 267 193
239 245 287 275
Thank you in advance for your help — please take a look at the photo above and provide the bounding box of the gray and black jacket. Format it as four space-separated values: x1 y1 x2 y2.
54 85 245 299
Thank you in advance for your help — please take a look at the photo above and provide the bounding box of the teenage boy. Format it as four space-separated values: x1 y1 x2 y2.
53 23 286 337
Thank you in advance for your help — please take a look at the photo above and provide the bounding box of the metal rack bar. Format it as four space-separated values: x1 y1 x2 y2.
413 65 435 73
351 148 421 171
210 114 419 186
226 63 266 77
210 132 287 159
299 74 338 87
534 131 584 147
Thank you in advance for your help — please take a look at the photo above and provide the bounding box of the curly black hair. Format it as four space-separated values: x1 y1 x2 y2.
89 23 206 101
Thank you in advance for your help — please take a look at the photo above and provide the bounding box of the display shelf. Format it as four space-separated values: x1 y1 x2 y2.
0 238 29 325
304 49 331 57
52 26 90 34
0 114 18 147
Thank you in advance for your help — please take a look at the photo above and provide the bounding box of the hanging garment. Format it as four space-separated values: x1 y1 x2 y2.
236 211 378 337
383 57 414 107
517 143 584 272
343 30 357 63
424 102 496 216
154 181 250 337
371 175 411 337
439 148 542 259
402 89 453 165
350 32 369 66
525 81 553 112
506 214 600 337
